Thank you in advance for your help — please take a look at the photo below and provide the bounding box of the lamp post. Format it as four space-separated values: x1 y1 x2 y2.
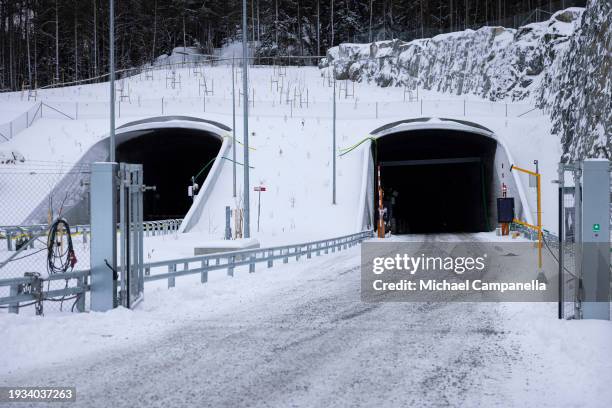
109 0 115 162
242 0 251 238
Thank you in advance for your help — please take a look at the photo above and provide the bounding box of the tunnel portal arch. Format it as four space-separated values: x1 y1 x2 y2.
363 118 530 235
115 117 227 221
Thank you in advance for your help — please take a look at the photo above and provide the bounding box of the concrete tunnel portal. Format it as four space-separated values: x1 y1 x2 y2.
371 118 504 234
115 117 226 221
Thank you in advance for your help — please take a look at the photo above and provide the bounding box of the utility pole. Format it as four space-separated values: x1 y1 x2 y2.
232 58 237 197
332 78 337 205
242 0 251 237
109 0 116 162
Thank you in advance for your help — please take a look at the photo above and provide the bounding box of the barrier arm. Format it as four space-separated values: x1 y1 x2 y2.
510 164 542 271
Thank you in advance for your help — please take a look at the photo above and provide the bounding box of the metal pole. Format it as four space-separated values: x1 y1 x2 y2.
232 58 237 197
558 164 564 319
109 0 116 162
257 190 261 232
242 0 251 238
332 78 337 205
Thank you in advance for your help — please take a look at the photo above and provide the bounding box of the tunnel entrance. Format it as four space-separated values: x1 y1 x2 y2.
374 128 497 234
116 127 222 221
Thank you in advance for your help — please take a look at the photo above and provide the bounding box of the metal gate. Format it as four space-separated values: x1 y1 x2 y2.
118 163 145 309
558 163 581 319
558 160 612 320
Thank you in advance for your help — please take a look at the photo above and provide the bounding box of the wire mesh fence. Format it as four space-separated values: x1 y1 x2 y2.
0 161 91 315
559 168 579 319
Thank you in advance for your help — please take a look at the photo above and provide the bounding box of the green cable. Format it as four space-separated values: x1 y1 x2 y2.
193 157 255 183
339 136 378 163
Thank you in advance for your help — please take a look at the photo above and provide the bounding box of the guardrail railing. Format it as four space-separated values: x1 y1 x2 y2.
0 270 89 315
143 230 374 288
0 218 183 251
1 230 373 314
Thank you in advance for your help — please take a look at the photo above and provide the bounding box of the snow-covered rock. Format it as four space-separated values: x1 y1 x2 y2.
321 3 611 161
540 0 611 161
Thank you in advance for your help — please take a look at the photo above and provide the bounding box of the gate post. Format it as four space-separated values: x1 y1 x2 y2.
580 159 610 320
90 162 118 312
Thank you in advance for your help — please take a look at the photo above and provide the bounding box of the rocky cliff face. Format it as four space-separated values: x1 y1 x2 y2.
540 0 611 160
321 1 610 161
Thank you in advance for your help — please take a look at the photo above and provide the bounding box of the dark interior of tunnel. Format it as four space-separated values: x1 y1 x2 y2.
116 128 222 221
374 129 497 234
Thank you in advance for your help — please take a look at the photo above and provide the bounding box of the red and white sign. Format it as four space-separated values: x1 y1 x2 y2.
254 186 267 192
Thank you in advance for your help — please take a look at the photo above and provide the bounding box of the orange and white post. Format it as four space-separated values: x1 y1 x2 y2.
377 164 385 238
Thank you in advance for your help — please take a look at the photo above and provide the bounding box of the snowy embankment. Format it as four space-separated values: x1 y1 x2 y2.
322 1 610 161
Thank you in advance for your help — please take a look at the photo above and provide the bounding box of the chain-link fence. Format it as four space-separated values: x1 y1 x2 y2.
0 161 91 315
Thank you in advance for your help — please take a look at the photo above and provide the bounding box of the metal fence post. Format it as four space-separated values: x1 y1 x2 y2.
90 162 117 312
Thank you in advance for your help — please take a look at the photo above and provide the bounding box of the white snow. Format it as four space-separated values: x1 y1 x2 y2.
0 241 610 406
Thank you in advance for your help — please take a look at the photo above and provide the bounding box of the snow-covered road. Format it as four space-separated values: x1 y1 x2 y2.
2 236 611 407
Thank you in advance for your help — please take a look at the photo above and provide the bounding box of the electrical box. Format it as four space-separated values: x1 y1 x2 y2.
580 159 610 320
497 197 515 223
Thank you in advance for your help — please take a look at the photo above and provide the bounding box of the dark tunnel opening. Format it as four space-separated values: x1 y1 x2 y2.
116 127 222 221
374 129 497 234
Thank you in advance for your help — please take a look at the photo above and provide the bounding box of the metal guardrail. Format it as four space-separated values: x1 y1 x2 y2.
143 230 374 288
0 219 183 251
0 270 89 314
0 230 373 313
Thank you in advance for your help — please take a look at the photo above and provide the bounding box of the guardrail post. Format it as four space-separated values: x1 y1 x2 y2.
249 255 255 273
6 231 13 251
325 244 329 254
76 275 86 312
332 240 336 253
267 250 273 268
295 247 300 261
8 284 20 314
316 243 321 256
283 249 289 264
307 245 312 259
201 259 209 283
228 256 235 277
145 266 150 276
168 264 176 288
